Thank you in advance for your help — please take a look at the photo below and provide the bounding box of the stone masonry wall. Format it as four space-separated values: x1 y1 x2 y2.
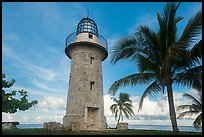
63 44 106 131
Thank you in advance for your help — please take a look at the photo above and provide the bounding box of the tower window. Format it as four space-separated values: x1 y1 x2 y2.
90 81 95 90
90 57 94 64
89 34 93 39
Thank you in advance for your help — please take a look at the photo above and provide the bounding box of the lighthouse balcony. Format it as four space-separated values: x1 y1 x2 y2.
65 32 108 50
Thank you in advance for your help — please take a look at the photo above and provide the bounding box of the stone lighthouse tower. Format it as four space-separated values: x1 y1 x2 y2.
63 17 108 131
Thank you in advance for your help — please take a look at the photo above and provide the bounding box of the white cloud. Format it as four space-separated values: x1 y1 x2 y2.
104 91 197 126
37 96 66 110
2 109 66 124
2 113 15 122
2 91 197 126
104 94 115 116
2 95 67 124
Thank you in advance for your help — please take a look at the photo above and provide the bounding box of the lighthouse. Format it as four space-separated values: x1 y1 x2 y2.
63 17 108 131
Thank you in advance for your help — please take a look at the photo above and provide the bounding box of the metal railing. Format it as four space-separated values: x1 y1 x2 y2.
65 32 108 50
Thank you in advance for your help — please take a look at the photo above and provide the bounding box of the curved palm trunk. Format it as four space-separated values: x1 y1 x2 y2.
116 109 122 128
167 84 179 135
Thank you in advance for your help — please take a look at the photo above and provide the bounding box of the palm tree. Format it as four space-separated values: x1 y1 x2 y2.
110 92 134 128
109 2 202 135
177 92 202 129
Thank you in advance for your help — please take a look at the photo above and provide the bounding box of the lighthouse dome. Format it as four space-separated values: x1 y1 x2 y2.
76 17 98 37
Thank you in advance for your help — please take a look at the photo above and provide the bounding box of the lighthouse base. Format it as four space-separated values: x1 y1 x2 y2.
63 114 106 131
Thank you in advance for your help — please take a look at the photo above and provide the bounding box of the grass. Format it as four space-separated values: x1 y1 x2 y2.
2 128 202 135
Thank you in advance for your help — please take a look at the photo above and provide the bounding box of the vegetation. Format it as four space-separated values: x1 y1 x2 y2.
177 92 202 128
2 73 38 114
109 2 202 135
2 128 202 135
110 92 134 127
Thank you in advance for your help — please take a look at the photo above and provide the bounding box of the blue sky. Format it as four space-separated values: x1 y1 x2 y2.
2 2 202 127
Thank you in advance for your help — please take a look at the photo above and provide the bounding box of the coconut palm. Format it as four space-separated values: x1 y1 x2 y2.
110 92 134 127
109 2 202 135
177 92 202 129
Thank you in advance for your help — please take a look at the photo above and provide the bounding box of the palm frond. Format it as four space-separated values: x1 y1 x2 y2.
114 109 119 120
175 16 184 23
157 12 167 57
179 9 202 46
193 113 202 128
174 66 202 91
172 40 202 81
119 93 132 103
189 40 202 63
177 92 202 128
110 35 144 64
110 104 118 114
138 81 162 111
157 2 181 58
177 104 192 111
111 97 119 104
182 93 202 107
137 53 160 73
121 108 130 119
136 26 161 63
120 103 134 118
177 110 200 118
109 73 156 95
124 104 134 116
136 26 159 48
164 2 181 45
162 42 189 74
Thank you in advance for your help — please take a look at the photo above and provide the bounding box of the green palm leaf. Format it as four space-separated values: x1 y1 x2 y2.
138 81 163 111
179 10 202 46
177 92 202 128
174 66 202 91
177 110 200 118
193 113 202 128
109 73 157 95
110 36 143 64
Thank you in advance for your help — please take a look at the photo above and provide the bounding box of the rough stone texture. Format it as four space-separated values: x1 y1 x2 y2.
117 123 128 130
64 32 107 131
2 122 18 129
43 122 63 131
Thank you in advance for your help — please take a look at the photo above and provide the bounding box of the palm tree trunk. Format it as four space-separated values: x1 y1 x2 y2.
167 84 179 135
116 110 122 128
117 115 120 125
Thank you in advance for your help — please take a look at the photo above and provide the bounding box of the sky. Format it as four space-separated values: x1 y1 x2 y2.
2 2 202 128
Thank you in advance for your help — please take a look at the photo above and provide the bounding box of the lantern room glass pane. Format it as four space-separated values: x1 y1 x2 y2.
76 17 98 37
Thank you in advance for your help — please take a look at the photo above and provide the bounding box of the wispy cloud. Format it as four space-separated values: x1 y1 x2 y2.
19 2 64 34
32 66 58 81
129 12 158 34
32 79 61 93
11 85 62 98
3 45 58 81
